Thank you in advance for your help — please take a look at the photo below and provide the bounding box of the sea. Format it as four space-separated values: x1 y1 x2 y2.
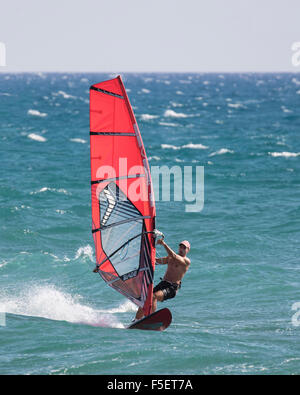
0 72 300 375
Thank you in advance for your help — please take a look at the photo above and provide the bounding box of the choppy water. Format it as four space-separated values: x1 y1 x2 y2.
0 72 300 374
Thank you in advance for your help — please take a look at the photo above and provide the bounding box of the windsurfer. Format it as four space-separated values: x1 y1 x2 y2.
134 239 191 321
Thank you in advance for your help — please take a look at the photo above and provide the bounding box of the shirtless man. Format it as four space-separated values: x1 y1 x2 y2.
134 239 191 321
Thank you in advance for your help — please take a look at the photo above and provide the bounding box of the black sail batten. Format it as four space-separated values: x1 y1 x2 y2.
90 85 124 99
90 132 136 136
92 216 151 233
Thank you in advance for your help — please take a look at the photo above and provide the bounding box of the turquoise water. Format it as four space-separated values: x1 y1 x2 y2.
0 72 300 375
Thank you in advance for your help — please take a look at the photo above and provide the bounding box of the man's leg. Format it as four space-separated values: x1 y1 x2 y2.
135 289 164 320
151 290 164 313
135 307 144 320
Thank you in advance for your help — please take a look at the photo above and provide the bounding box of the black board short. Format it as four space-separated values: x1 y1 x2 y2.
153 280 181 301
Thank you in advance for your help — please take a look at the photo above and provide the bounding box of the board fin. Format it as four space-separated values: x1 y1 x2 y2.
127 308 172 331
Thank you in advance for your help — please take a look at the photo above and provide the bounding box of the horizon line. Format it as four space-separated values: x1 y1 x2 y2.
1 70 300 74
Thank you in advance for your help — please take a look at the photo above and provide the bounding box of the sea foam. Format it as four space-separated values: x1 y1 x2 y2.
209 148 234 157
27 133 47 142
70 138 87 144
161 143 208 150
182 143 208 149
28 109 47 117
30 187 69 195
148 156 161 161
227 103 246 109
140 114 159 121
159 122 178 127
164 109 187 118
74 245 94 262
56 90 76 99
269 152 300 158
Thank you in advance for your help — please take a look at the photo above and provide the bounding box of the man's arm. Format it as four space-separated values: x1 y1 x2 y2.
155 256 168 265
158 239 176 258
157 239 187 265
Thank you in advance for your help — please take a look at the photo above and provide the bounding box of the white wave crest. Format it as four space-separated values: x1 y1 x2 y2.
55 209 66 215
148 156 161 161
28 109 47 117
292 78 300 86
0 260 8 269
269 152 300 158
30 187 69 195
27 133 47 142
55 90 76 99
164 109 187 118
140 114 159 121
75 245 94 262
70 138 87 144
159 122 178 127
161 143 208 150
281 106 293 113
182 143 208 149
227 103 246 109
209 148 234 157
161 144 180 150
170 101 183 107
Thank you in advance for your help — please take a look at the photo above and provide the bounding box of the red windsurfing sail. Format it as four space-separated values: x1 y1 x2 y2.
90 76 156 316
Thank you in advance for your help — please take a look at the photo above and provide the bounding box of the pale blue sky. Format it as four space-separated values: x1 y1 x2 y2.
1 0 300 72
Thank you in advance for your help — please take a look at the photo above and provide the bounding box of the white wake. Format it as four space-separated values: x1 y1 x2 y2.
0 285 135 329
